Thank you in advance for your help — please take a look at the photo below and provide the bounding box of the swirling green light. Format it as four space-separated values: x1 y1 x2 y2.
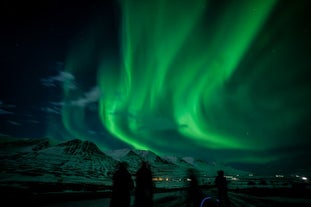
96 0 277 153
59 0 292 159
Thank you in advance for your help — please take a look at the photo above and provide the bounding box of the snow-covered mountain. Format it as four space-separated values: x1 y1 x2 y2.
0 138 118 187
0 137 249 191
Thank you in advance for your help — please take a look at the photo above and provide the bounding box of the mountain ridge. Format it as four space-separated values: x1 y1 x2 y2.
0 137 250 190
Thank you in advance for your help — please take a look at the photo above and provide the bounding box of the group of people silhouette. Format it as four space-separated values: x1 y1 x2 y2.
109 160 230 207
109 161 153 207
185 169 231 207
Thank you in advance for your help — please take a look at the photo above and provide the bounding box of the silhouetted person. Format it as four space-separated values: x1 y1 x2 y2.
110 162 134 207
214 170 231 207
186 168 204 207
134 161 154 207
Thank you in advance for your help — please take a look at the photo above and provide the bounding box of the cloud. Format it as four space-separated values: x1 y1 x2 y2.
88 130 98 135
40 106 61 114
7 121 21 126
26 119 40 124
41 71 77 90
0 132 10 137
0 101 15 115
0 109 14 115
70 86 102 107
46 86 102 110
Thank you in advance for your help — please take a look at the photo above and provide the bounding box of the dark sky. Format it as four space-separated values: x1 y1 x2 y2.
1 0 311 175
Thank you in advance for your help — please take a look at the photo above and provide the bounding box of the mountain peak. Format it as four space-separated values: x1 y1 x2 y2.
106 148 135 160
57 139 105 156
182 157 195 165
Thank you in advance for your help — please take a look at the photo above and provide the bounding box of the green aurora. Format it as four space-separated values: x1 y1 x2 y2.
55 0 310 165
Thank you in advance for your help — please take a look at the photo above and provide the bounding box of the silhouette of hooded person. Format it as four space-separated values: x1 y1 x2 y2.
134 161 154 207
110 162 134 207
186 168 204 207
214 170 231 207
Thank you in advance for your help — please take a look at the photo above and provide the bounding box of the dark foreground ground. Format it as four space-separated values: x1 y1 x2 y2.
2 185 311 207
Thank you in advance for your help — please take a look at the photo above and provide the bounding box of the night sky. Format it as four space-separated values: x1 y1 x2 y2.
1 0 311 175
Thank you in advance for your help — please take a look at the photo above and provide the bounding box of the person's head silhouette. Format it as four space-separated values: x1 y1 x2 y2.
217 170 224 177
119 161 128 171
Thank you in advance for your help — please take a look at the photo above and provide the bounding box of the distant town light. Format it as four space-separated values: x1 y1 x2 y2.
275 174 284 178
152 177 164 181
301 177 308 181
